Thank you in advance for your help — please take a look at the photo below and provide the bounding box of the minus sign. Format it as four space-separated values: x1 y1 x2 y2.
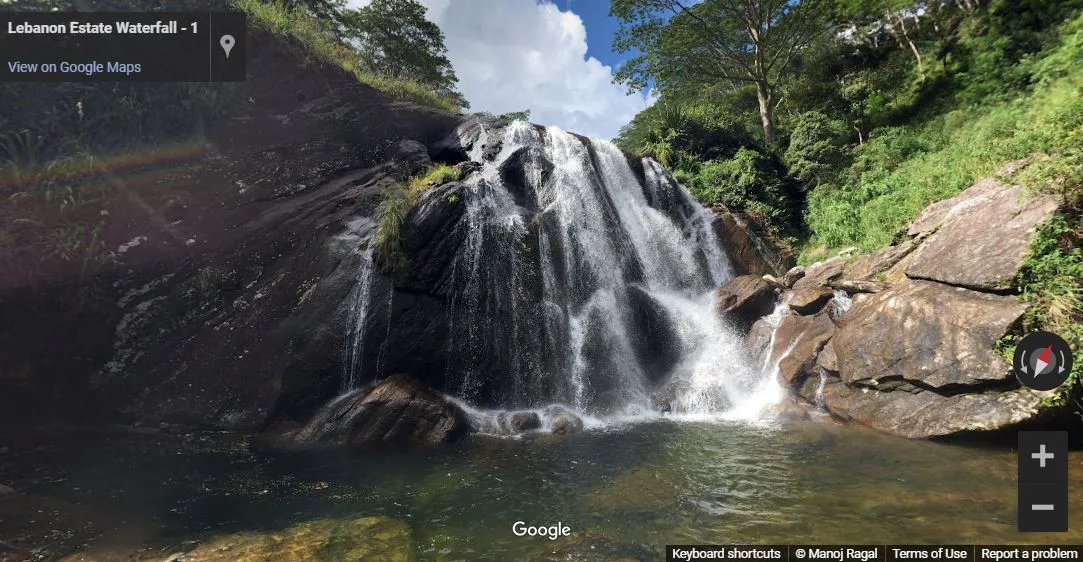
1031 504 1056 511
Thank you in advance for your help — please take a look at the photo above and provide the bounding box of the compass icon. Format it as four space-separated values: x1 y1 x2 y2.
1013 331 1074 391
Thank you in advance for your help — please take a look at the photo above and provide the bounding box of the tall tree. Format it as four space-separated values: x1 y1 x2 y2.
342 0 467 109
612 0 828 144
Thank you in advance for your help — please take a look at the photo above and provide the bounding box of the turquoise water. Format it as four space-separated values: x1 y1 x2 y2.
2 419 1081 560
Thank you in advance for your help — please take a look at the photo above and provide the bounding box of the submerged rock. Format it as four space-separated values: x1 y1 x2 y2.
586 467 685 514
175 516 412 562
713 275 777 333
545 405 584 435
294 374 471 446
501 411 543 433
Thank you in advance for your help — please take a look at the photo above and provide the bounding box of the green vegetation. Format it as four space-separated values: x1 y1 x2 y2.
238 0 466 112
614 0 1083 390
613 0 1083 253
374 164 463 272
1016 213 1083 396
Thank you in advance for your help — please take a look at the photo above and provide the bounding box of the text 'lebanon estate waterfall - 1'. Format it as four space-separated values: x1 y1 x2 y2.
339 120 782 428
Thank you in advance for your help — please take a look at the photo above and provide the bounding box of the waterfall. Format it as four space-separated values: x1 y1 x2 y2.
429 120 772 419
339 217 377 392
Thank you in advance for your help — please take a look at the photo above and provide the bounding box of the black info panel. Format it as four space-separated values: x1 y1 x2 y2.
0 12 246 82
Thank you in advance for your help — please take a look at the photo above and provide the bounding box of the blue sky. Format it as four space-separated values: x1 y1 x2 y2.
552 0 626 70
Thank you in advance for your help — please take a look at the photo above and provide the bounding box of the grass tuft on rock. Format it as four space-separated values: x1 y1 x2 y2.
374 164 463 272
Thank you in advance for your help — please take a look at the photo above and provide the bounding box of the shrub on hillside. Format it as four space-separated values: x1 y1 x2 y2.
685 148 792 227
783 111 852 188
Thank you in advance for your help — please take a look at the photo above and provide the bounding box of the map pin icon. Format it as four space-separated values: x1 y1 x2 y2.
220 34 235 59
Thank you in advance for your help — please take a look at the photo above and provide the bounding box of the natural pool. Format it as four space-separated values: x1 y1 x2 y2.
2 418 1081 561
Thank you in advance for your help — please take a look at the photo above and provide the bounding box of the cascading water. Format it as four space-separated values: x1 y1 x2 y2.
431 120 777 423
338 217 377 392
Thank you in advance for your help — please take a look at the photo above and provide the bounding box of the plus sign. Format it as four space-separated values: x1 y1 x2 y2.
1032 444 1056 467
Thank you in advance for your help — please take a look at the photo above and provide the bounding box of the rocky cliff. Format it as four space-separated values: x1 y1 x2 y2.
0 27 464 430
719 165 1078 438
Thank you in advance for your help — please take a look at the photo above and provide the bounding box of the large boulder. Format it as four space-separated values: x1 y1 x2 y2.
713 275 777 333
792 256 846 290
770 312 837 390
833 279 1026 389
786 287 835 315
293 374 471 446
842 240 919 281
821 380 1048 439
905 178 1059 291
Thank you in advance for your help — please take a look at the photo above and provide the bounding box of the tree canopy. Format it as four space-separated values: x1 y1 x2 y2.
612 0 829 144
341 0 467 109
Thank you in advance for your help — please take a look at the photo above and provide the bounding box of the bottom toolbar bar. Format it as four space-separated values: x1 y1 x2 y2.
664 546 1083 562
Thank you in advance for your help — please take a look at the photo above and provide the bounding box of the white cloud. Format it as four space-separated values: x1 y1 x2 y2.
351 0 653 139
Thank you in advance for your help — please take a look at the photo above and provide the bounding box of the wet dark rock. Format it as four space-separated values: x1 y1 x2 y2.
501 411 542 432
545 405 584 435
0 484 14 496
745 316 778 363
905 178 1059 291
388 139 431 176
455 160 483 176
627 284 683 382
713 275 777 333
786 287 834 315
710 210 790 276
817 340 839 373
764 396 815 423
294 374 471 446
498 146 554 209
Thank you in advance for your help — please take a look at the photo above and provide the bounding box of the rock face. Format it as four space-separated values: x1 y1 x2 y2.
293 374 471 445
760 170 1068 439
770 312 837 390
388 139 433 176
0 28 465 429
713 275 777 333
821 383 1046 439
710 208 794 276
834 279 1026 389
905 178 1059 290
